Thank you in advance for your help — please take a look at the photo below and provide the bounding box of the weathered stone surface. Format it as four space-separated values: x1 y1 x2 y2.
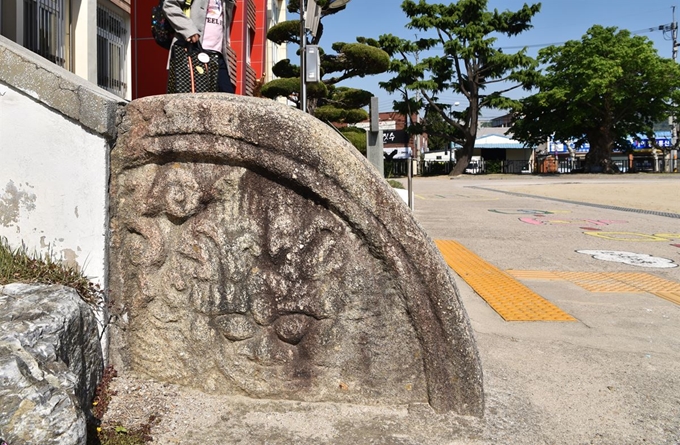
0 35 125 138
0 283 103 444
109 94 484 416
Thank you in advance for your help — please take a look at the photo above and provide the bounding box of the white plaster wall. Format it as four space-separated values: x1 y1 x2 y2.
73 0 99 84
125 18 132 101
0 83 108 286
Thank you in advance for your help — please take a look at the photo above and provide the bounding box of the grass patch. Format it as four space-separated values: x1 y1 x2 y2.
0 236 101 305
388 179 405 189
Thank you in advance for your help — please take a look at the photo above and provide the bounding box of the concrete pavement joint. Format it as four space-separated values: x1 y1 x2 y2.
467 186 680 219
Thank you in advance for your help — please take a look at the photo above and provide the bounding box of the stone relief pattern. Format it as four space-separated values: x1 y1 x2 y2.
112 162 427 404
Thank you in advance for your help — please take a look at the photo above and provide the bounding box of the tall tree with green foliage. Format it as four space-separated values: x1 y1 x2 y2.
261 0 390 127
510 25 680 172
422 104 456 151
376 0 541 175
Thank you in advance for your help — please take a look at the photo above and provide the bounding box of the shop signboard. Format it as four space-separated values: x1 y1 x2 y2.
632 138 672 149
383 129 408 144
548 140 590 153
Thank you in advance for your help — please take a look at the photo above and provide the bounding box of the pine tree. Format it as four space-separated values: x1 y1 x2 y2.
375 0 541 175
261 0 390 126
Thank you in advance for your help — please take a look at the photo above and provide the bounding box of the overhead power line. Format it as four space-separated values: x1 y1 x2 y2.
497 25 671 51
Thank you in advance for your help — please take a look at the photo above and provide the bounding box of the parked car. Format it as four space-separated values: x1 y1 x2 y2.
612 160 628 173
465 156 485 174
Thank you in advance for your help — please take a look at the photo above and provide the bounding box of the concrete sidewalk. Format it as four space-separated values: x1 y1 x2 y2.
409 173 679 444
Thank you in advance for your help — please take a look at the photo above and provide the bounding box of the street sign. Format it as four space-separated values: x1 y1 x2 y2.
383 130 407 144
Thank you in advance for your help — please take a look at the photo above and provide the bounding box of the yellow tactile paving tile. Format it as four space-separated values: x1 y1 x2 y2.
509 271 680 306
611 273 680 294
655 292 680 305
435 239 576 322
556 272 641 293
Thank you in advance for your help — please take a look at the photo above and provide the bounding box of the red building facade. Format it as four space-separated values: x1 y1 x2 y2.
131 0 268 99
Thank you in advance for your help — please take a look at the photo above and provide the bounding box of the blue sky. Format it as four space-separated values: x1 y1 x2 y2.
296 0 678 117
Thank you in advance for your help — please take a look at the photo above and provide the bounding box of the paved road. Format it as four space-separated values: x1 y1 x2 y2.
408 173 679 444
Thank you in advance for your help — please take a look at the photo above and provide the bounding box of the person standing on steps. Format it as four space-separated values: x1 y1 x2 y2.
163 0 236 93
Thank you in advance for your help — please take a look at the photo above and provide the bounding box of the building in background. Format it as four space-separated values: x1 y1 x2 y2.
1 0 286 100
264 0 286 88
1 0 132 99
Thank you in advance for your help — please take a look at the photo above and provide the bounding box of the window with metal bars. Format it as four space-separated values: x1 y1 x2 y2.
23 0 66 66
97 4 128 98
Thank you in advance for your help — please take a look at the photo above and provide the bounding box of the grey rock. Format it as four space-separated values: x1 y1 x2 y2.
0 283 103 445
109 94 484 416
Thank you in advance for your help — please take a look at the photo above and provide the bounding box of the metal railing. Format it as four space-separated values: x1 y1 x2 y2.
419 160 455 176
385 160 410 177
500 160 533 174
394 157 677 177
23 0 66 67
97 5 128 98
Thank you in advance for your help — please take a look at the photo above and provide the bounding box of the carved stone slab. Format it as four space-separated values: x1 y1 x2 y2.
109 94 484 416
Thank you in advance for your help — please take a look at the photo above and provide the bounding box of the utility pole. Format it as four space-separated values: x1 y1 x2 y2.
299 0 351 114
672 6 678 171
299 1 307 113
367 97 384 176
673 6 678 62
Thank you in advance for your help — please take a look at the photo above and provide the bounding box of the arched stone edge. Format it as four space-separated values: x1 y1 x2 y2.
111 94 484 416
